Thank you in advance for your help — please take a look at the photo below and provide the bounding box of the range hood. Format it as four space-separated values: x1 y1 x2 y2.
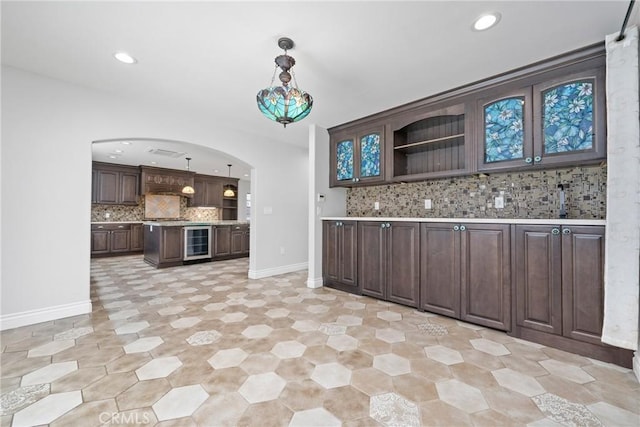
140 165 195 197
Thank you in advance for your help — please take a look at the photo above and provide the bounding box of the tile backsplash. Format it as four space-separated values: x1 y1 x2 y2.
347 164 606 219
91 197 220 222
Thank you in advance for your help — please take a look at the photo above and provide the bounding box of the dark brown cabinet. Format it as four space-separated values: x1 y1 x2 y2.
477 62 605 173
421 223 511 331
189 174 223 207
230 225 250 257
514 225 630 365
143 225 183 268
130 223 144 252
213 225 231 258
91 223 143 256
322 220 358 294
390 102 471 181
330 125 385 188
358 221 419 307
92 162 140 205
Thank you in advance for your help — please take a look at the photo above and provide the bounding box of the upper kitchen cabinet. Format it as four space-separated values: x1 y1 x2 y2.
189 174 223 208
329 124 385 187
390 102 472 181
478 61 605 172
92 162 140 205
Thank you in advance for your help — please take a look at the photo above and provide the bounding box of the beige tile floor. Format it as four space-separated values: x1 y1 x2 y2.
1 255 639 426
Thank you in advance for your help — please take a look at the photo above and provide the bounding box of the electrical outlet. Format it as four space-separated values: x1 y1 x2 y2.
424 199 432 209
280 246 285 255
104 212 110 219
494 196 504 209
374 201 380 210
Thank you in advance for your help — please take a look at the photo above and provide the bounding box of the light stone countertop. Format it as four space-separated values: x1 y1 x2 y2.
142 220 249 226
91 221 143 224
321 217 606 226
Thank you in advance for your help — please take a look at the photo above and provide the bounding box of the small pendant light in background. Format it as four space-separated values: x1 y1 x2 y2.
223 164 235 197
182 157 195 194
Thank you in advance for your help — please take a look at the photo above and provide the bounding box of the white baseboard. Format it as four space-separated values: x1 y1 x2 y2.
248 262 308 279
634 351 640 383
306 277 323 289
0 300 92 331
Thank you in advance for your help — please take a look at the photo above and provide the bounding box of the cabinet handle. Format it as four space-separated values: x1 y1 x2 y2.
453 225 460 231
97 226 104 229
534 155 542 163
551 228 560 235
562 228 571 235
459 225 466 231
525 157 533 164
118 225 124 228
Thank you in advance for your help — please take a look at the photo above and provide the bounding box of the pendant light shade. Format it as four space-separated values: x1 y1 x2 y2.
182 157 195 194
223 164 235 198
257 37 313 127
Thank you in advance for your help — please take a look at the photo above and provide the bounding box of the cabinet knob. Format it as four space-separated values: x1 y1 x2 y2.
551 228 560 235
459 225 466 231
381 223 385 229
562 228 571 234
386 222 391 228
453 225 460 231
534 155 542 163
525 157 533 164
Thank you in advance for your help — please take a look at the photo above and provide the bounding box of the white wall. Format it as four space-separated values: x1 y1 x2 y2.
307 124 346 287
0 66 309 329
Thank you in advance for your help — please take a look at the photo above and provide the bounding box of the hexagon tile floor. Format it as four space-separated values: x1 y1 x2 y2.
1 256 639 426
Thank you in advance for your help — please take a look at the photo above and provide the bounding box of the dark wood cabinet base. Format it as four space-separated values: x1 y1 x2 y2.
512 326 634 369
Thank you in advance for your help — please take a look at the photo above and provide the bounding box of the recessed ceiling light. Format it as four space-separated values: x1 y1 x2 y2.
151 161 157 165
214 169 219 173
114 52 137 64
114 149 124 153
244 174 249 177
109 155 117 159
473 12 501 31
121 141 132 145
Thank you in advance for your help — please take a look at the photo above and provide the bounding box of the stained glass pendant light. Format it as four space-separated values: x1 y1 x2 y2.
256 37 313 127
182 157 195 194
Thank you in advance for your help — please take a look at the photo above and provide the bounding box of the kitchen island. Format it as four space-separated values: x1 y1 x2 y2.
143 220 249 268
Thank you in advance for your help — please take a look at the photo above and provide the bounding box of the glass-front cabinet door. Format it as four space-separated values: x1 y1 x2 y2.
478 88 533 172
330 125 384 187
533 67 605 167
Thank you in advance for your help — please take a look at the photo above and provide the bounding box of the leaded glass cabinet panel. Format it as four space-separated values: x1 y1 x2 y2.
360 133 381 178
533 66 605 167
478 88 533 172
329 125 385 187
484 97 525 163
336 139 354 182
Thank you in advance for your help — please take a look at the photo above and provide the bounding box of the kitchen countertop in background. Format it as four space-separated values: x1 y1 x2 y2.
321 217 606 226
142 220 249 226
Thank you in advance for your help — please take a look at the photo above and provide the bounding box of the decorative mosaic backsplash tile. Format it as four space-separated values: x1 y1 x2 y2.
346 165 606 219
91 197 219 222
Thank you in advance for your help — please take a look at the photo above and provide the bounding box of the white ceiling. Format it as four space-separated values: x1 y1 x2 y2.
2 1 637 177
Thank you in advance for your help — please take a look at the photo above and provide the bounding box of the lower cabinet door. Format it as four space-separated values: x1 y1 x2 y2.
213 226 231 257
110 230 131 253
515 225 563 335
91 230 111 254
160 227 183 263
387 222 420 307
460 224 511 331
561 226 605 345
130 224 144 251
420 224 460 318
338 221 358 288
358 222 386 299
